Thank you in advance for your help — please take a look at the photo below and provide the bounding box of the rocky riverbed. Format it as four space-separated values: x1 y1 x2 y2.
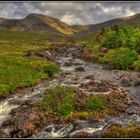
0 45 140 138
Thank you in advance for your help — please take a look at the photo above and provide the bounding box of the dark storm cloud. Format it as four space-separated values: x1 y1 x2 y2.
0 2 140 25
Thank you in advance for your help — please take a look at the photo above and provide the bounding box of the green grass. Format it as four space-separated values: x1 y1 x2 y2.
0 35 58 98
0 30 42 41
43 63 60 77
86 94 107 111
41 86 74 117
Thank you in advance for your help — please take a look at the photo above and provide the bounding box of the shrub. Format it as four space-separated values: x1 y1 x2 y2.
132 60 140 71
43 63 60 77
41 86 74 116
100 48 138 70
86 94 107 111
102 24 140 51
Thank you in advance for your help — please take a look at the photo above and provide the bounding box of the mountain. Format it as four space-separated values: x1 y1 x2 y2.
0 13 140 37
0 13 76 35
74 13 140 35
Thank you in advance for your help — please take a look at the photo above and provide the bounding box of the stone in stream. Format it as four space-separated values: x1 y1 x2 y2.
37 120 105 138
75 66 85 72
133 80 140 86
126 106 140 115
63 62 73 67
120 78 132 87
70 130 102 138
85 75 95 80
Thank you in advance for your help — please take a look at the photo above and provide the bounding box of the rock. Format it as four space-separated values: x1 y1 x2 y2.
120 78 132 87
0 101 47 138
92 130 102 138
100 47 108 53
75 66 85 72
85 75 94 80
63 62 72 67
126 106 140 115
70 131 92 138
133 80 140 86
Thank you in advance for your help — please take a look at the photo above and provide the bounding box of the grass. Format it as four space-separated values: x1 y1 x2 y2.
43 63 60 76
86 94 107 111
0 31 60 98
41 86 74 117
0 30 42 41
0 29 79 98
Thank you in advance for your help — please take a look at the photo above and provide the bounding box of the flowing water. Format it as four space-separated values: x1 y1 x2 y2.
0 50 140 138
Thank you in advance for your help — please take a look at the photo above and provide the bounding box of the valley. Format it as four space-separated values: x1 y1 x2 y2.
0 13 140 138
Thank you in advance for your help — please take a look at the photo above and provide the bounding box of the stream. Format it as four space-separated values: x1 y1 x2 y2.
0 46 140 138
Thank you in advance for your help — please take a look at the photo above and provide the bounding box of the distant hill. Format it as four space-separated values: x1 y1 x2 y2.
0 13 140 37
0 13 76 35
74 13 140 35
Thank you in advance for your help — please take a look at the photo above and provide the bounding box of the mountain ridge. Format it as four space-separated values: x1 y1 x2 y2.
0 13 140 36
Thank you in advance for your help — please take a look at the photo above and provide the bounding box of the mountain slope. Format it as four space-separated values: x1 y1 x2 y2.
74 13 140 36
0 13 76 35
0 13 140 37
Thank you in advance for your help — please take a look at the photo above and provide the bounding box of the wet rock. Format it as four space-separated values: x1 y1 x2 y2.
0 101 47 138
120 78 132 87
85 75 94 80
75 66 85 72
126 106 140 115
63 62 73 67
38 124 74 138
70 131 92 138
133 80 140 86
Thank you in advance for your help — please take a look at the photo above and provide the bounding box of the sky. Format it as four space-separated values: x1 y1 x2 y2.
0 1 140 25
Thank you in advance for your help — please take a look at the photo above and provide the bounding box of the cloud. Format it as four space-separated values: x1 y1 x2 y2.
61 14 83 25
0 2 139 25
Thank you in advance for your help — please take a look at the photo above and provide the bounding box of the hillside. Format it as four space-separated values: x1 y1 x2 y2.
0 13 140 37
0 13 76 35
74 13 140 36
